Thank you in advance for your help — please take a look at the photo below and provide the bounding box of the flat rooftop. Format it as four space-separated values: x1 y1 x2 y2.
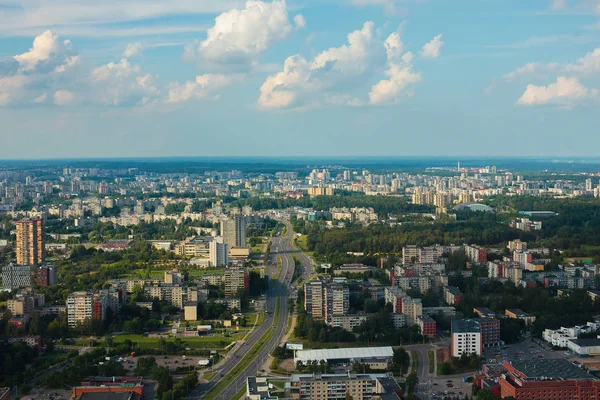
452 319 481 334
295 346 393 363
570 338 600 347
511 359 596 381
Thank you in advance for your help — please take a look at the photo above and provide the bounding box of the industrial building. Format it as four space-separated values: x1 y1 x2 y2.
499 359 600 399
294 347 394 370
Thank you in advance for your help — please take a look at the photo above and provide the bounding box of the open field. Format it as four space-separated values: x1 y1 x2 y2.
80 334 242 350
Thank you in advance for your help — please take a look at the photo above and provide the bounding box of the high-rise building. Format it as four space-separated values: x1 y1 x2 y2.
586 178 594 192
2 264 36 291
305 278 349 324
224 267 249 297
220 215 246 248
65 291 107 328
15 217 44 266
209 237 228 267
36 264 57 286
67 292 94 328
451 319 482 357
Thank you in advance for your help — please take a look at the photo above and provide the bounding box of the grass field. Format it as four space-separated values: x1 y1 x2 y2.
294 236 309 251
411 351 418 375
203 372 217 381
102 334 237 350
428 351 435 374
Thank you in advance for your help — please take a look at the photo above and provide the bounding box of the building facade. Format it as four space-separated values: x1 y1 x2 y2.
15 217 44 266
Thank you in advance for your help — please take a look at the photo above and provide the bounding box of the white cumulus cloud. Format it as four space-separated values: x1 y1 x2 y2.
167 74 233 103
54 89 74 105
420 34 444 59
259 21 379 109
517 76 598 106
185 0 302 72
91 58 160 106
124 42 143 58
293 14 306 29
13 30 67 71
259 23 439 110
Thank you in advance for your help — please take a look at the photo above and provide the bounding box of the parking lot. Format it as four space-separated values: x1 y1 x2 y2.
420 376 472 400
483 336 568 364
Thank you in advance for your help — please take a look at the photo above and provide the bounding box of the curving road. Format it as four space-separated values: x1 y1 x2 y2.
195 222 296 399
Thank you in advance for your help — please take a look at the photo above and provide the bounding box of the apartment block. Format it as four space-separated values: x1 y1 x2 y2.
224 267 249 297
67 291 107 328
286 373 401 400
2 264 35 291
443 286 463 305
15 217 44 266
451 319 482 357
464 244 487 263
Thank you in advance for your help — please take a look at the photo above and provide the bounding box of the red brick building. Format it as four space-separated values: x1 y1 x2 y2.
499 359 600 400
418 317 437 339
475 318 501 347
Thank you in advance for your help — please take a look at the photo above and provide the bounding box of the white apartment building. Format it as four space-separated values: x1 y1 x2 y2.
451 319 482 357
209 236 228 267
67 292 93 328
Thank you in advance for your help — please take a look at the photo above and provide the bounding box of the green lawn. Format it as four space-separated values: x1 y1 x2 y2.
203 372 217 381
294 236 309 251
428 351 435 374
411 351 418 375
108 334 235 349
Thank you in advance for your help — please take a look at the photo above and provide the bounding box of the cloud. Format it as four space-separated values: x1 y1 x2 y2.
565 47 600 74
420 34 444 59
504 47 600 81
258 21 380 109
0 1 242 36
124 42 143 58
1 30 163 108
350 0 404 15
0 75 29 105
369 32 421 104
369 62 421 104
13 30 66 71
185 0 303 72
517 76 598 106
167 74 233 103
54 89 74 105
91 58 160 106
293 14 306 29
259 23 437 109
32 92 47 103
54 55 80 73
548 0 600 14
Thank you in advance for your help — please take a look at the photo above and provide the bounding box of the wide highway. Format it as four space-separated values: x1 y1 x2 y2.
196 223 296 399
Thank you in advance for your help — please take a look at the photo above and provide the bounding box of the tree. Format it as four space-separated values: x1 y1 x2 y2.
477 388 497 400
405 372 419 394
135 357 157 375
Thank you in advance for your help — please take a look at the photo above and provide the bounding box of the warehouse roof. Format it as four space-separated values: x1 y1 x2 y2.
295 346 393 363
511 359 594 381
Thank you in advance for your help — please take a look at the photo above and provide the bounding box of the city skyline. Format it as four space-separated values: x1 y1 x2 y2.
1 0 600 158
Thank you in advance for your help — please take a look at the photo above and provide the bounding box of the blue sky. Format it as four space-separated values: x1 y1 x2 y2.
0 0 599 159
